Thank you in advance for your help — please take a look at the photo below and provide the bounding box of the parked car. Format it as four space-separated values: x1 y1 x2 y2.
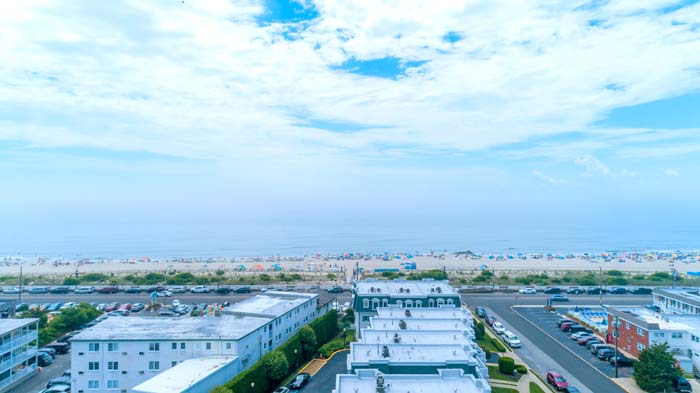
486 316 497 326
568 326 592 334
586 287 607 295
190 285 210 293
519 287 537 294
146 285 165 293
216 286 232 294
570 332 591 340
157 290 173 297
15 303 28 312
131 303 145 313
40 385 70 393
566 287 584 295
104 302 120 312
98 286 120 294
39 346 57 356
327 286 344 293
475 306 487 318
57 332 78 343
563 387 581 393
59 302 77 310
598 348 616 360
562 323 580 332
234 286 251 294
62 370 71 378
74 286 95 294
632 287 652 295
289 372 311 389
46 342 71 354
544 287 562 294
577 336 598 345
124 286 142 294
29 286 49 294
609 355 635 367
550 295 569 302
38 352 53 366
273 388 290 393
47 376 71 388
2 287 20 294
590 343 613 354
585 339 603 349
546 371 569 391
557 318 572 327
609 287 628 294
672 376 692 393
171 286 187 294
492 322 506 335
503 331 521 348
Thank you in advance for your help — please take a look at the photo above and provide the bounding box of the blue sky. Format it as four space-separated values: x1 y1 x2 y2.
1 0 700 251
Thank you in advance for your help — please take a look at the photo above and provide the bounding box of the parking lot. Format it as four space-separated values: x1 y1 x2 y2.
297 350 348 393
8 351 70 393
516 307 634 378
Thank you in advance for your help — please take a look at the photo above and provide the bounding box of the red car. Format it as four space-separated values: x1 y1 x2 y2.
560 322 577 331
577 336 597 345
546 371 569 391
486 316 497 326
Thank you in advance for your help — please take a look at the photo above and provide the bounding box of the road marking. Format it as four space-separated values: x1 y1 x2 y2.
511 306 616 381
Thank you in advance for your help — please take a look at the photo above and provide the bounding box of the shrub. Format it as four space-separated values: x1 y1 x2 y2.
318 338 345 358
474 321 485 340
608 276 628 286
607 270 623 277
515 364 528 374
491 336 507 352
80 273 109 282
262 351 289 382
63 277 80 286
259 274 271 282
498 356 515 375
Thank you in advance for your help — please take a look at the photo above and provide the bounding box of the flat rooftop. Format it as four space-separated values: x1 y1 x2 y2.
361 329 473 345
350 343 477 363
0 318 38 333
132 356 237 393
655 288 700 307
228 292 317 318
333 369 491 393
72 315 271 341
368 317 470 331
610 306 700 331
376 306 472 320
355 279 457 296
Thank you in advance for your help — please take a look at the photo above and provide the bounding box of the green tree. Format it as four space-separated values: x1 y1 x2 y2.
259 274 271 282
262 351 289 382
18 308 48 328
298 326 318 359
81 273 109 282
63 277 80 286
291 273 302 281
326 273 336 281
633 342 681 392
498 356 515 375
474 321 485 340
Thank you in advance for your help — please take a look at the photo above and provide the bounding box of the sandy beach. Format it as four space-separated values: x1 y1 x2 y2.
0 253 697 276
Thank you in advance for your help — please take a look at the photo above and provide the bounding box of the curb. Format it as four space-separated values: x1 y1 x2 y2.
529 368 555 392
610 378 634 393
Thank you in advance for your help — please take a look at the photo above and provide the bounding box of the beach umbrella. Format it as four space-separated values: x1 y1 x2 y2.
237 264 247 271
270 264 282 271
253 264 264 270
480 264 488 270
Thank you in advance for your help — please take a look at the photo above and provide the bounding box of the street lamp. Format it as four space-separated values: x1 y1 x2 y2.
294 348 298 369
343 328 347 346
250 382 255 392
614 315 620 378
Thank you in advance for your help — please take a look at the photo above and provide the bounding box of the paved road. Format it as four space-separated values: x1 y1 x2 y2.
298 350 348 393
466 294 645 393
8 352 70 393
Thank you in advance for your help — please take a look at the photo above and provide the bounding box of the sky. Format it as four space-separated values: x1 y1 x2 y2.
1 0 700 254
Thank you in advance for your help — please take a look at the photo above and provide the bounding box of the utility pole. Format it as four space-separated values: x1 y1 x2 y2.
614 315 619 378
599 267 603 306
18 266 22 305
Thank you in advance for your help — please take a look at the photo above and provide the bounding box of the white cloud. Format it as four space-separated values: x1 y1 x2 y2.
621 169 639 177
0 0 699 166
532 170 562 184
665 169 680 176
575 155 612 177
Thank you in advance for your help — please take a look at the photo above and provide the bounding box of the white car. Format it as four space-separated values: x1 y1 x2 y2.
518 287 537 294
59 302 77 310
503 331 521 348
157 290 173 297
190 286 209 293
493 322 506 335
2 287 20 294
74 286 95 294
172 299 181 307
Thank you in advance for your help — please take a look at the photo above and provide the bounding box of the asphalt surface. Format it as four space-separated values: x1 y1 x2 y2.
464 294 651 393
8 351 70 393
298 350 348 393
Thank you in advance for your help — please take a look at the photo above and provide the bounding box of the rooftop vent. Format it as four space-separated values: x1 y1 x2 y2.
393 333 401 343
399 320 407 330
436 287 442 293
405 288 410 293
376 288 381 292
376 375 386 393
370 287 375 293
430 287 435 293
381 345 390 358
399 288 404 293
404 309 412 317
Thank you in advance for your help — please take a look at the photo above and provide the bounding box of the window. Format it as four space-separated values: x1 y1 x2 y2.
362 315 370 322
149 342 160 351
172 342 177 349
88 362 100 371
637 343 646 351
148 361 160 371
415 300 422 307
107 361 119 371
637 328 645 336
88 380 100 390
363 299 369 308
107 342 119 352
447 298 454 305
180 342 186 350
672 332 683 339
396 300 403 307
88 343 100 352
226 342 232 350
206 342 212 350
625 322 630 330
172 361 177 367
653 332 665 338
107 380 119 390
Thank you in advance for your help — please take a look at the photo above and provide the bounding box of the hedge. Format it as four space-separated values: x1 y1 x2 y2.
491 336 507 352
223 310 338 393
498 356 515 375
515 364 528 374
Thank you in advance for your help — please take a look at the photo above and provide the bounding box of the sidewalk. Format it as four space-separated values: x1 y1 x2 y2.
483 328 552 392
